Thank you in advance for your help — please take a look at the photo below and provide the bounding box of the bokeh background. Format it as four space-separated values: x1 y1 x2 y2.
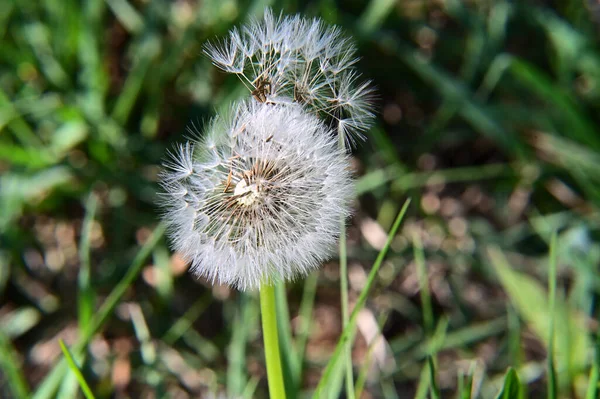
2 0 600 398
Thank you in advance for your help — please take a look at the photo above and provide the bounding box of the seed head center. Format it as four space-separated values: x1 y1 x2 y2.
234 178 261 206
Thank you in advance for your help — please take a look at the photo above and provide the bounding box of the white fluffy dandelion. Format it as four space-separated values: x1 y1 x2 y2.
204 9 375 147
160 101 354 291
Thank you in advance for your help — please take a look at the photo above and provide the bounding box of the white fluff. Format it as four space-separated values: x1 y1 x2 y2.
160 101 354 291
204 9 375 148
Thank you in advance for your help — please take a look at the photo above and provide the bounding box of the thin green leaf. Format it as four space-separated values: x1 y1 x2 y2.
78 193 97 332
373 31 526 156
227 293 253 397
110 35 160 125
312 199 411 398
358 0 396 35
58 340 95 399
33 223 166 399
458 362 475 399
487 246 589 385
413 232 433 336
162 293 212 345
428 356 441 399
275 281 299 399
547 231 558 399
295 272 318 386
0 331 30 398
585 334 600 399
495 368 521 399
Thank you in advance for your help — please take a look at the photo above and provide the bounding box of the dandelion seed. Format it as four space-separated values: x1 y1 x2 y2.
160 101 354 291
204 8 375 148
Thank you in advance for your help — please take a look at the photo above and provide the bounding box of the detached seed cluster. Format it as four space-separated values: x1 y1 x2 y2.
160 10 373 290
205 9 374 147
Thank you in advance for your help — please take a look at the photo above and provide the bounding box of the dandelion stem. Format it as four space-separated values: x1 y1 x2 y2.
260 283 286 399
338 132 355 399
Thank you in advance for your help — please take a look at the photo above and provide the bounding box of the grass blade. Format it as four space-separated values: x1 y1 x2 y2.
227 293 252 397
547 231 558 399
58 340 95 399
458 362 475 399
585 334 600 399
487 246 589 382
0 331 30 398
413 232 433 336
295 272 318 386
78 194 97 332
312 199 411 398
495 367 521 399
162 293 211 345
81 223 166 346
372 31 526 156
428 355 441 399
33 223 166 399
275 281 299 399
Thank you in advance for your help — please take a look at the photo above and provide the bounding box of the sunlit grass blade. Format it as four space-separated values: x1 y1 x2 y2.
585 334 600 399
78 0 107 119
82 223 166 345
111 36 160 125
337 131 354 399
162 293 211 345
353 345 373 399
0 88 39 146
428 355 441 399
78 193 97 332
152 244 173 300
129 304 156 366
458 361 475 399
478 54 600 150
227 293 252 397
355 163 511 196
372 31 526 156
0 331 30 398
275 281 299 399
354 312 389 398
339 209 354 399
413 232 433 336
358 0 396 35
547 231 558 399
295 272 318 386
326 357 346 399
105 0 144 33
242 376 260 399
495 367 521 399
58 339 95 399
23 23 69 88
487 245 589 386
33 223 166 399
414 361 430 399
507 304 522 367
2 307 41 339
312 199 411 398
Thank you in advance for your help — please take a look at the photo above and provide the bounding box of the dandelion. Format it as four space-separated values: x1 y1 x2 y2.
204 9 375 147
159 100 353 291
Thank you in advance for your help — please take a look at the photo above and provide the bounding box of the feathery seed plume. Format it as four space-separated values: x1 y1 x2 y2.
160 101 353 291
204 9 375 147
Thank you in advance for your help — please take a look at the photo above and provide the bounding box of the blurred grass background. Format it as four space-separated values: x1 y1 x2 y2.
1 0 600 397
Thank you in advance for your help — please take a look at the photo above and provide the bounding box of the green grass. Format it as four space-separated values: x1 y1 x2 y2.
58 340 95 399
2 0 600 398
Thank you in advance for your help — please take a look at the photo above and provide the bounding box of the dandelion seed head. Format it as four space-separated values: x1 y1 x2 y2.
160 101 354 291
204 8 375 147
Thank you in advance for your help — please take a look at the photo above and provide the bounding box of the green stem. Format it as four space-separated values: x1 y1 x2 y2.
260 284 286 399
338 131 355 399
